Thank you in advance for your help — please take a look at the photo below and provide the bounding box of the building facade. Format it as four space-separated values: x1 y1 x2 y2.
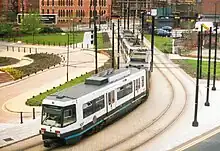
18 0 39 13
40 0 112 26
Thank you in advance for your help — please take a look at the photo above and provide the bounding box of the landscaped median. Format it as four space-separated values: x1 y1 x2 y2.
172 59 220 79
145 34 172 53
0 53 62 80
26 50 112 106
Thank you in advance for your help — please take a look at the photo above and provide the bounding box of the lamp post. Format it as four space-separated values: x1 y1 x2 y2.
94 0 98 74
124 2 126 29
150 9 157 72
212 3 218 91
127 0 130 30
67 33 70 82
117 19 120 69
192 31 201 127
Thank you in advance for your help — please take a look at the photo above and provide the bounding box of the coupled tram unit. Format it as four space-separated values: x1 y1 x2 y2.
40 53 151 148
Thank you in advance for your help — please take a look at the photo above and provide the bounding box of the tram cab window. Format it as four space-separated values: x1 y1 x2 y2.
42 105 62 127
63 105 76 127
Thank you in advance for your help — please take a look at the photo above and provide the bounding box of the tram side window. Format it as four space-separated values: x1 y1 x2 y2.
136 79 140 90
95 95 105 112
108 91 115 105
141 76 144 87
83 101 93 118
117 82 132 100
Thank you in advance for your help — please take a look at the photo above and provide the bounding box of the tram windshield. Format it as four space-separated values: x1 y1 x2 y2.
42 105 77 128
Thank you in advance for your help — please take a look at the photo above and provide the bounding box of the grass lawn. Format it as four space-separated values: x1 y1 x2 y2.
145 34 172 53
97 32 111 49
172 59 220 79
1 53 61 80
0 57 19 67
26 73 92 106
8 32 84 45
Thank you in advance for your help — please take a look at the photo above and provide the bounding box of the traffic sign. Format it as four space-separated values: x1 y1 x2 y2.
17 13 57 25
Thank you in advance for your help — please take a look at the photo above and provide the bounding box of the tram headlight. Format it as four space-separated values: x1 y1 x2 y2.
41 128 46 134
55 130 60 137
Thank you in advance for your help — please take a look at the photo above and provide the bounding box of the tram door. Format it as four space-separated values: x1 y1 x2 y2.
107 90 116 112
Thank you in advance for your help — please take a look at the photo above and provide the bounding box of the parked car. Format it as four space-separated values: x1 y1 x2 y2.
162 26 172 32
155 29 171 37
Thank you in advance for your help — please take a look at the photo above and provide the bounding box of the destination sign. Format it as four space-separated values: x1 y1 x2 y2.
17 14 57 25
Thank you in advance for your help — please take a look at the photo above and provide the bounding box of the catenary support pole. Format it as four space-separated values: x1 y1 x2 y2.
205 27 212 107
151 15 155 72
192 31 201 127
127 0 130 30
141 12 144 42
94 0 98 74
199 25 203 79
117 19 120 69
67 34 70 82
112 23 115 68
212 23 218 91
124 2 126 30
133 10 135 34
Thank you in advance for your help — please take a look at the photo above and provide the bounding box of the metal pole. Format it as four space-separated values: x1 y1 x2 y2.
67 34 70 81
151 15 155 72
127 0 130 30
72 21 75 49
120 2 122 26
117 19 120 69
192 31 201 127
99 4 101 30
212 4 217 91
141 12 144 42
33 108 35 119
112 23 115 68
133 10 135 34
124 2 126 29
199 25 203 79
205 27 212 107
94 0 98 74
20 112 23 124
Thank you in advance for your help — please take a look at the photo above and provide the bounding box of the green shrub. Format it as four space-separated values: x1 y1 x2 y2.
1 67 24 80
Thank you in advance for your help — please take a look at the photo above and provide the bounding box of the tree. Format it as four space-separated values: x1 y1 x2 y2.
20 12 43 34
0 24 13 37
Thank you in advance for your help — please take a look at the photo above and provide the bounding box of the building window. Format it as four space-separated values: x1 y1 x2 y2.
81 0 83 6
52 9 55 14
41 0 44 6
42 9 44 14
71 10 73 16
47 9 49 14
104 0 106 6
58 10 60 16
90 0 93 6
58 0 60 5
78 0 80 6
52 0 54 6
66 0 68 6
47 0 49 6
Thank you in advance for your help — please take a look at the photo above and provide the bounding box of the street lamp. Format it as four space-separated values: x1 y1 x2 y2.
212 2 218 91
150 9 157 72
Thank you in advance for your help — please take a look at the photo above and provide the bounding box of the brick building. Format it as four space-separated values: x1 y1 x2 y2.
40 0 112 26
18 0 39 13
197 0 220 22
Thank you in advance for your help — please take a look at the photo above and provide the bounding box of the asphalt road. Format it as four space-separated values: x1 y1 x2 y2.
185 132 220 151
